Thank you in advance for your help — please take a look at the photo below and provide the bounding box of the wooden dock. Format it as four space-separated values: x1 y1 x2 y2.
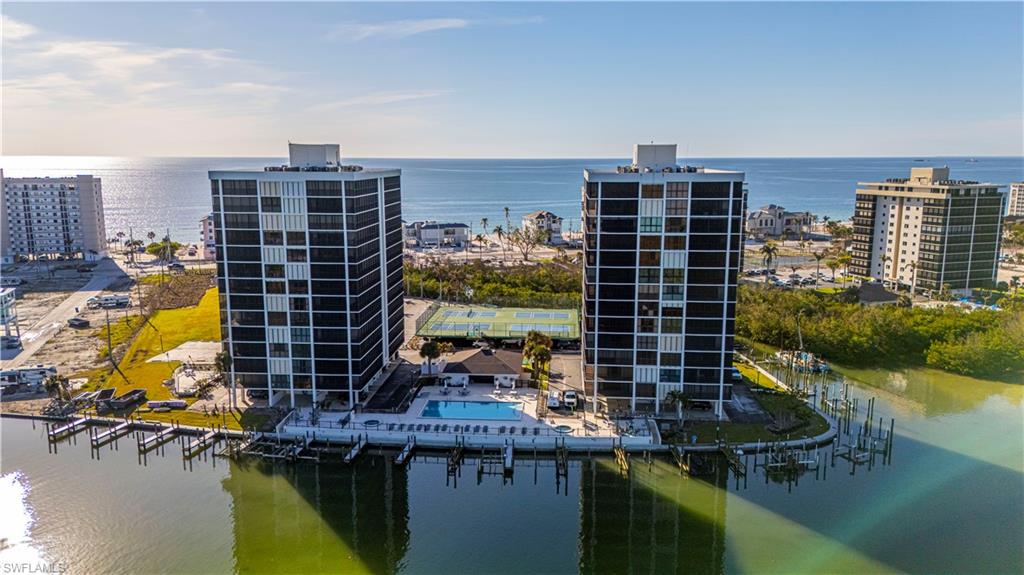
183 430 219 459
555 444 569 480
137 423 177 453
447 443 465 478
48 418 89 441
90 421 132 448
719 445 746 477
613 445 630 473
343 434 366 464
502 444 514 475
394 436 416 466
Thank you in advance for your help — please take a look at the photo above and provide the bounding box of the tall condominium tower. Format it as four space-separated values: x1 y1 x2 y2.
582 145 745 416
850 167 1005 293
209 143 404 409
0 170 107 264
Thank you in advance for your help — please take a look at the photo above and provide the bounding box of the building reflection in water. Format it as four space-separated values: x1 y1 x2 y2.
578 458 727 574
222 458 409 574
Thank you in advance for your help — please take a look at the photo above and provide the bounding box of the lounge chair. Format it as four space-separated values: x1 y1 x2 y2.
483 425 489 433
473 425 481 433
388 423 396 431
397 423 405 431
433 424 441 432
499 426 506 434
509 426 516 434
453 424 461 433
533 427 540 436
521 427 528 435
441 424 448 432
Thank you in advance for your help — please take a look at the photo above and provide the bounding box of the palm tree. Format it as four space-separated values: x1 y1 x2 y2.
480 218 488 247
493 225 507 264
530 346 552 382
879 254 892 283
419 340 441 376
147 230 156 244
759 240 779 283
905 260 919 296
664 390 692 429
837 252 853 287
474 234 486 259
825 258 841 283
812 250 827 287
504 206 511 231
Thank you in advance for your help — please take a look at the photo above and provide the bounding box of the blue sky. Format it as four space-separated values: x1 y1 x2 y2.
2 2 1022 157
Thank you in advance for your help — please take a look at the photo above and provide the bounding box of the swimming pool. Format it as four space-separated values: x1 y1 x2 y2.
421 400 523 421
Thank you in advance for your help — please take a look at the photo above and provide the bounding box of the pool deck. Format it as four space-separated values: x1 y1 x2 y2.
280 384 656 452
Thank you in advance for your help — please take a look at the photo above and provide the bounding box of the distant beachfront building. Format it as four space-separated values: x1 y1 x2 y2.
582 144 745 417
850 167 1005 293
209 143 404 409
522 210 565 245
0 170 107 264
200 213 216 260
744 204 812 239
405 221 469 248
1008 182 1024 217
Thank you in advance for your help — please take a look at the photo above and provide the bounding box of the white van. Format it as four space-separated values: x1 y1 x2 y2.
562 390 578 409
546 391 561 409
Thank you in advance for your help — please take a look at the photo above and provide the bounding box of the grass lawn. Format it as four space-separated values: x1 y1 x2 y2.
106 287 220 400
678 392 830 445
74 287 269 432
95 315 143 359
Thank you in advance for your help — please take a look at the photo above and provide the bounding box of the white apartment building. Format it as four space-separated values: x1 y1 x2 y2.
582 144 745 417
1 170 107 264
851 167 1005 293
200 213 217 260
1009 182 1024 217
210 143 404 409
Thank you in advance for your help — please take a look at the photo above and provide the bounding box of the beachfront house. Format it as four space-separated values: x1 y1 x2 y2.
522 210 565 245
200 213 216 260
745 205 813 240
407 221 470 248
424 348 524 387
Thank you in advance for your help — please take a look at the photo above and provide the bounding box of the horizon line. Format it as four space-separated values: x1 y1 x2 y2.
3 153 1023 161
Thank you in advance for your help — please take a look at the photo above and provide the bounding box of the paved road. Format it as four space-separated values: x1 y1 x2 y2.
3 259 127 369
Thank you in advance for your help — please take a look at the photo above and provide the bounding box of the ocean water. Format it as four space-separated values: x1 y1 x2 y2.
1 156 1021 244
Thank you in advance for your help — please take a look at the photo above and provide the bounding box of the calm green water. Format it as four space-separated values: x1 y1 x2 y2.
1 369 1021 574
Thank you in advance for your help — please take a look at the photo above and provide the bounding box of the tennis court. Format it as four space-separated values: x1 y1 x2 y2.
416 305 580 340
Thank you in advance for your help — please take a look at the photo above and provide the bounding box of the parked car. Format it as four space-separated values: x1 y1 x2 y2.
67 317 91 328
691 401 714 412
168 262 185 272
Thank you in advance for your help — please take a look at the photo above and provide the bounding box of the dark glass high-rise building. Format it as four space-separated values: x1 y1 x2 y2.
210 144 403 408
582 145 745 416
